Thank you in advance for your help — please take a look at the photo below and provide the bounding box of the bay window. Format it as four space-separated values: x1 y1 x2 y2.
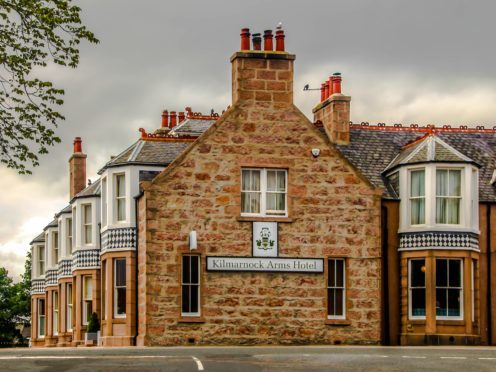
52 231 59 264
182 255 200 316
327 258 346 319
114 258 126 317
82 204 92 245
82 276 93 325
436 169 461 224
115 174 126 222
436 259 462 319
409 170 425 225
102 177 107 226
241 168 287 217
408 259 426 319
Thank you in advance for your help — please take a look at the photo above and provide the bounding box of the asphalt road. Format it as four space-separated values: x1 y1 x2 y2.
0 346 495 371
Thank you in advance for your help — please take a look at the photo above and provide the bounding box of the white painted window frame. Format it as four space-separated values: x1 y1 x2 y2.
408 258 426 320
67 283 73 331
327 258 346 320
435 258 464 321
82 204 93 245
114 173 126 223
53 291 59 335
38 245 45 276
38 298 45 338
435 168 463 225
408 168 426 226
66 218 72 255
114 258 126 318
240 168 288 217
82 275 93 325
181 255 200 317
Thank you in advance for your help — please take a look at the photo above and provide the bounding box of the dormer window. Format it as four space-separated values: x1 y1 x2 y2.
409 170 425 225
66 218 72 255
52 231 59 263
82 204 92 245
436 169 461 224
38 246 45 275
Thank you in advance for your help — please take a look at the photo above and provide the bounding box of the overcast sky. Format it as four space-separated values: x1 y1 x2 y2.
2 0 496 280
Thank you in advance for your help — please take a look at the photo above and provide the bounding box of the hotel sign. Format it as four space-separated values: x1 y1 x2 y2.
206 257 324 273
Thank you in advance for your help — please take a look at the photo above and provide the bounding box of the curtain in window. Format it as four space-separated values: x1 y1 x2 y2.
410 170 425 224
241 170 261 214
266 170 286 212
436 170 461 224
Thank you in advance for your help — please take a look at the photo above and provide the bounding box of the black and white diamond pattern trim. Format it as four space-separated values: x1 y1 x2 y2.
31 278 46 294
101 227 136 253
58 259 72 278
72 249 100 271
399 231 479 251
45 269 58 286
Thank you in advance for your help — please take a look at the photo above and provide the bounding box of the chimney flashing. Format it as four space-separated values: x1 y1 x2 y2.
230 51 295 62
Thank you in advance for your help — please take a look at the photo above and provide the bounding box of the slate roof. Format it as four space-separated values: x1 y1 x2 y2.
72 178 101 200
30 232 45 245
43 218 58 231
333 126 496 201
55 205 71 217
170 118 216 136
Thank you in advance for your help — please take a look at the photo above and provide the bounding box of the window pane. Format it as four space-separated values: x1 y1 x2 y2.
39 299 45 316
242 170 250 190
266 193 276 211
117 199 126 221
190 256 199 284
436 170 448 196
334 288 344 316
411 199 425 224
276 171 286 191
410 260 425 287
436 259 448 287
251 170 260 191
449 260 461 287
411 170 425 197
327 288 335 315
447 289 461 316
190 285 199 313
84 277 92 299
182 256 190 283
116 287 126 315
115 259 126 287
436 288 447 316
84 205 92 223
328 260 335 287
447 199 460 224
116 175 125 197
182 286 190 313
411 288 426 316
267 170 277 191
85 225 92 244
335 260 344 287
436 197 447 224
449 170 461 196
85 301 93 322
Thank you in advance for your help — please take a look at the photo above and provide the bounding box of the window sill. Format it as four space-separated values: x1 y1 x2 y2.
237 216 294 223
325 319 351 326
112 317 127 324
179 317 205 323
408 319 426 325
436 319 465 326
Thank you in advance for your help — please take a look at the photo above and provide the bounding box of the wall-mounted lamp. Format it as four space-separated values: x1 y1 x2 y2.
189 230 197 250
311 148 320 158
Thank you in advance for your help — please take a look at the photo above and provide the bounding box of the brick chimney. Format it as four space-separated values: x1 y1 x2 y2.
231 26 295 105
312 73 351 145
69 137 87 199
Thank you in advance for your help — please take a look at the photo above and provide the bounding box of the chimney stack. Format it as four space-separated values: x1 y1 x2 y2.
170 111 177 128
69 137 87 199
313 73 351 145
231 26 294 105
161 110 169 128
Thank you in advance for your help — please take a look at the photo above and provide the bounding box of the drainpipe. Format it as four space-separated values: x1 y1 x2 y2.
133 192 143 346
486 203 492 344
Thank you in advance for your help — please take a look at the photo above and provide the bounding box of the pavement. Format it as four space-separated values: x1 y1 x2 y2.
0 345 495 371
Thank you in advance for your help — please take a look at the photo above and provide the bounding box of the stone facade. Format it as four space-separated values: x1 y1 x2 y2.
137 49 383 346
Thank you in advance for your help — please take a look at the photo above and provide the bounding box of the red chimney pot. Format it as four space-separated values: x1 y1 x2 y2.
161 110 169 128
178 112 185 123
324 81 330 100
275 29 285 52
240 28 250 50
252 33 262 51
332 73 342 94
320 83 326 102
170 111 177 128
263 30 273 51
73 137 82 153
328 76 334 96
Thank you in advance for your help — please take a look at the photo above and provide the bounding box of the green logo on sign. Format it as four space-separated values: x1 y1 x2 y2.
256 227 275 250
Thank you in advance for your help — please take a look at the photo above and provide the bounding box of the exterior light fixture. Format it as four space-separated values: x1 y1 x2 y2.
189 230 197 250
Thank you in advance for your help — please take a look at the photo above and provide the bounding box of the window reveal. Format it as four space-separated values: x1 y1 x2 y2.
182 255 200 316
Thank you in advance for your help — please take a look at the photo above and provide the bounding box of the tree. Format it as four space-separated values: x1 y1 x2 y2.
0 0 98 174
0 252 31 346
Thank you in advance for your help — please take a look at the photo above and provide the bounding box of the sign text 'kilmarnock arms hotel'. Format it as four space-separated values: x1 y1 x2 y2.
206 257 324 273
